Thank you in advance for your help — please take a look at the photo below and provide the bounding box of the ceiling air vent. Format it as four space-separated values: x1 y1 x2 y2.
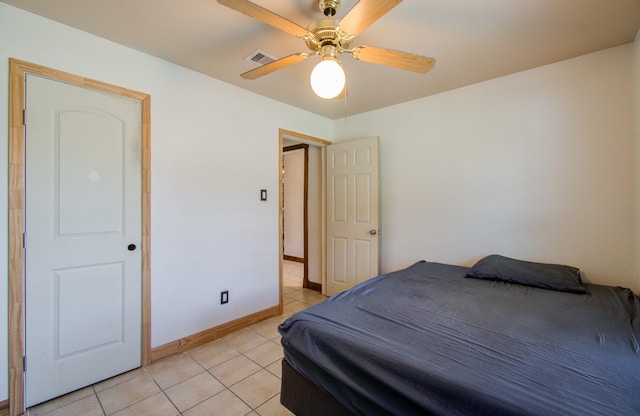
245 49 277 66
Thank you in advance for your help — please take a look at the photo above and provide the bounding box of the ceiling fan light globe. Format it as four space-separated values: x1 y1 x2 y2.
310 59 345 99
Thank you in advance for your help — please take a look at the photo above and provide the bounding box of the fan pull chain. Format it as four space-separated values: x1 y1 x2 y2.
343 82 348 122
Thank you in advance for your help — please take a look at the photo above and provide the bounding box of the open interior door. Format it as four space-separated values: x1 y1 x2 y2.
326 137 380 296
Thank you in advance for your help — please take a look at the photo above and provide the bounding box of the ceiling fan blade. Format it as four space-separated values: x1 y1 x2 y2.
241 53 310 80
217 0 308 37
339 0 403 37
351 45 435 74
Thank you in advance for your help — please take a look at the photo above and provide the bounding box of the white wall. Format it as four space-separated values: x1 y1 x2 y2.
334 43 638 293
283 149 305 258
0 3 331 402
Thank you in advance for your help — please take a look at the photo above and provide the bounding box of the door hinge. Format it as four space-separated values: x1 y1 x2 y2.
23 356 26 372
22 233 26 249
23 109 26 126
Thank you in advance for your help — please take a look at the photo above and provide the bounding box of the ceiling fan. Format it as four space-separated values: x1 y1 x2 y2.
217 0 436 99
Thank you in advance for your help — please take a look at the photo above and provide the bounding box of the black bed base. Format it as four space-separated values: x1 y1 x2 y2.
280 358 355 416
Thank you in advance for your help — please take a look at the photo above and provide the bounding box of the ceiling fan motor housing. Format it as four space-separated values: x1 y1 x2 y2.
305 18 353 53
319 0 340 16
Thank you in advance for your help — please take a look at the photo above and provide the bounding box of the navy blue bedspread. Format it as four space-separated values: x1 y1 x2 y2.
279 261 640 415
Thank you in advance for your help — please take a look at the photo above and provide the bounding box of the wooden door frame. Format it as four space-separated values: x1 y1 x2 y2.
8 58 152 416
282 143 309 288
278 129 330 312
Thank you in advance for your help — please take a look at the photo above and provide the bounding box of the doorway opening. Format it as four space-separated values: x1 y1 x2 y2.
283 143 309 288
278 129 330 312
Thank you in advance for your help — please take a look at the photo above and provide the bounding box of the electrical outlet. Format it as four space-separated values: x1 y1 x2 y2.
220 290 229 305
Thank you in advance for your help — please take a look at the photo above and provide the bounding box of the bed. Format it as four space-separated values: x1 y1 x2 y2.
278 256 640 415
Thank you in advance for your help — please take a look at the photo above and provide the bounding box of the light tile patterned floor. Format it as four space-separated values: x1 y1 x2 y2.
26 261 325 416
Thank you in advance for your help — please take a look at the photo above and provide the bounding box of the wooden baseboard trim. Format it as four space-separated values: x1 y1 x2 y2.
0 399 8 416
150 305 281 363
283 255 304 263
307 281 322 292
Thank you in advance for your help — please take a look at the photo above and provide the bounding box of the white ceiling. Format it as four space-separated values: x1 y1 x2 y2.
4 0 640 119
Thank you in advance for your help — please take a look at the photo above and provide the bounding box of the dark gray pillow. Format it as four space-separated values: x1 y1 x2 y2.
466 254 587 294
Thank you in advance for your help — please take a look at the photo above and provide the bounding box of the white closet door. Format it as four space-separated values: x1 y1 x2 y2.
25 74 142 407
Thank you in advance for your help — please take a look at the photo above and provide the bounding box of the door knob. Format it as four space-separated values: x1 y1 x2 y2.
127 243 137 251
369 229 377 236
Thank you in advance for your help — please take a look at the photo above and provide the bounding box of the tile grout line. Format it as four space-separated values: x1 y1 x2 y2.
145 367 182 416
30 283 322 416
92 386 108 416
144 335 281 415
